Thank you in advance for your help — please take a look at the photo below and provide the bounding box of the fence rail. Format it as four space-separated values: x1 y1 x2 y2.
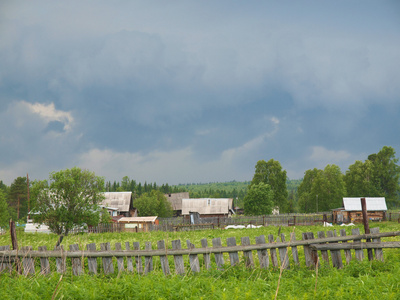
1 228 399 276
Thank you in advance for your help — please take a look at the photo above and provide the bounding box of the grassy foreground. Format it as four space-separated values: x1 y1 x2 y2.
1 223 400 299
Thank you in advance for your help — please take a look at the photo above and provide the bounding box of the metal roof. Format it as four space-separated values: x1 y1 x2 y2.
343 197 387 211
164 192 190 210
118 216 157 223
181 198 233 215
101 192 132 213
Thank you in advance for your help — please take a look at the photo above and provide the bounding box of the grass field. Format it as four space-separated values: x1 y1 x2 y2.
1 222 400 299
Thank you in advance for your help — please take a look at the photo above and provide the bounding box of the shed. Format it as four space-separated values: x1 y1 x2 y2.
164 192 190 216
333 197 387 223
182 198 234 217
101 192 137 217
117 216 158 232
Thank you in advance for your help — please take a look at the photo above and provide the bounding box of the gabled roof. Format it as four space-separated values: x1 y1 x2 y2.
164 192 190 210
182 198 233 215
101 192 132 213
343 197 387 211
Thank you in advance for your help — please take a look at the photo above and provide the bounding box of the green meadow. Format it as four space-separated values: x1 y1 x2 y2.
1 222 400 300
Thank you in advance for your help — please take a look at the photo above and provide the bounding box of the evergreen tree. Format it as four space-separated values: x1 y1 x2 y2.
9 176 28 220
0 189 10 228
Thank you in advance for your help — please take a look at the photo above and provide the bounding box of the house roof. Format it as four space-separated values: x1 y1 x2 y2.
118 216 158 223
101 192 132 213
182 198 233 215
343 197 387 211
164 192 190 210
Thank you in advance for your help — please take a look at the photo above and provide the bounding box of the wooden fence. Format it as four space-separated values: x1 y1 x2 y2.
1 228 399 276
159 213 334 229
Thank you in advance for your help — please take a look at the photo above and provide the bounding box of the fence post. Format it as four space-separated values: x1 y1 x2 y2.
361 197 373 261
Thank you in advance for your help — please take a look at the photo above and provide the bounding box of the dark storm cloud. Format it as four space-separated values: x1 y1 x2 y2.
0 0 399 184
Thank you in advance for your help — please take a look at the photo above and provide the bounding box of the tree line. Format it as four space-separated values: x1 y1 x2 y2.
244 146 400 215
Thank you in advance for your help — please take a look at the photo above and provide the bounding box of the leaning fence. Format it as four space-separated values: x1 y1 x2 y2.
1 227 399 276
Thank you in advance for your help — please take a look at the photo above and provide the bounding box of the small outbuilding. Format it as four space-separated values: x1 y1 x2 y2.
117 216 158 232
333 197 387 223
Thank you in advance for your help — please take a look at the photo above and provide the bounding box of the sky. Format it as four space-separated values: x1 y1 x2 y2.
1 1 399 186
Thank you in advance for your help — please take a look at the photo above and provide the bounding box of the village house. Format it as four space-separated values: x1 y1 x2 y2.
100 192 137 221
181 198 234 219
164 192 190 216
332 197 387 223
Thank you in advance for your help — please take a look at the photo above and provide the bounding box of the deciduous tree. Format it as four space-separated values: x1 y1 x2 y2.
135 190 173 217
250 159 288 212
31 167 105 235
244 182 274 215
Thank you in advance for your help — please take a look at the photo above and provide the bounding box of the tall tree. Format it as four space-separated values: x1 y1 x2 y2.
134 190 173 217
0 189 10 228
9 176 28 220
250 159 288 212
298 165 346 213
244 182 274 215
368 146 400 207
31 167 105 235
345 160 381 197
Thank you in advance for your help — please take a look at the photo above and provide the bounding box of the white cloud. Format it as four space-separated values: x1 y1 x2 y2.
309 146 351 168
25 101 74 131
76 146 251 185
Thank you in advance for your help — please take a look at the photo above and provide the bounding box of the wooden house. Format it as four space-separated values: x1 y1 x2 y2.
182 198 234 219
100 192 137 218
117 216 158 232
164 192 190 216
332 197 387 223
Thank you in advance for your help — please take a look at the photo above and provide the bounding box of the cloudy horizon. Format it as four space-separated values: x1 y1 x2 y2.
1 1 399 186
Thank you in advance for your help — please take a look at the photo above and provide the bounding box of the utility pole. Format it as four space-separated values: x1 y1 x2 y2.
316 194 318 213
27 173 30 216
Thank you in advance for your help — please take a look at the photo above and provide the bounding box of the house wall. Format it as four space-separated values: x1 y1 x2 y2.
333 210 385 223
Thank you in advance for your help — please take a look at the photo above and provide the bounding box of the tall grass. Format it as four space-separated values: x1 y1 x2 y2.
1 222 400 299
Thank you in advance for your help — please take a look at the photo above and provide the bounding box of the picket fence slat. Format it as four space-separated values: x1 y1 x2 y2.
144 242 153 274
157 240 170 275
255 235 269 269
87 243 97 274
212 238 224 270
172 240 185 275
268 234 279 268
187 240 200 273
278 234 289 270
201 239 211 270
370 227 383 261
125 242 134 272
227 237 239 266
133 242 143 274
339 229 352 264
352 228 364 261
101 242 114 275
115 243 125 273
241 236 254 268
